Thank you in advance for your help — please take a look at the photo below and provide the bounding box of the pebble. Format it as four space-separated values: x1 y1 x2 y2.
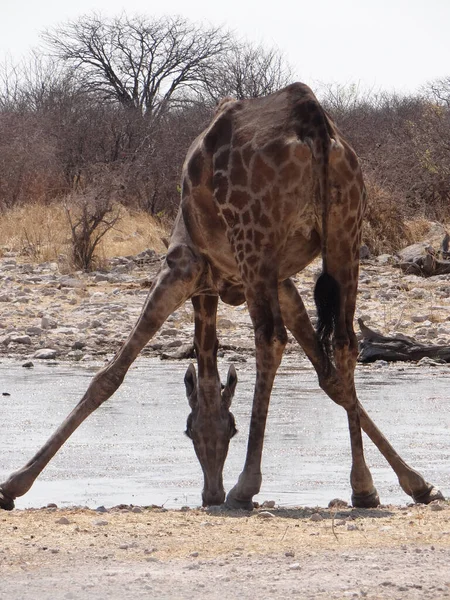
288 563 301 571
55 517 71 525
256 511 275 519
33 348 57 359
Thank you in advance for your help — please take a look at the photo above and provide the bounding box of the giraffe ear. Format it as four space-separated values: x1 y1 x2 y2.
222 364 237 409
184 363 198 408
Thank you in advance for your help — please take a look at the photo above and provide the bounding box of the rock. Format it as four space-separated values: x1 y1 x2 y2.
93 520 109 526
429 501 445 511
22 361 34 368
131 506 143 513
95 506 108 513
0 294 11 302
41 316 58 329
288 563 301 571
33 348 57 360
72 340 86 350
411 315 429 323
410 288 427 299
10 335 32 345
377 254 393 265
261 500 276 509
359 245 370 259
55 516 71 525
328 498 349 509
26 326 43 336
310 512 323 522
67 350 84 360
256 511 275 519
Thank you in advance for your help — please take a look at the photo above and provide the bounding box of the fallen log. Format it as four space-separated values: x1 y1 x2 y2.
357 318 450 363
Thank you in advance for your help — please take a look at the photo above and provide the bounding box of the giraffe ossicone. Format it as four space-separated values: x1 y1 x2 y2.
0 83 443 511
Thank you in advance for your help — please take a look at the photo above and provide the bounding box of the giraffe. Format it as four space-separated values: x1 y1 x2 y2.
0 82 443 511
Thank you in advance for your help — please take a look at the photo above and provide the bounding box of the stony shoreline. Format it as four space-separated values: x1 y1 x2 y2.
1 238 450 368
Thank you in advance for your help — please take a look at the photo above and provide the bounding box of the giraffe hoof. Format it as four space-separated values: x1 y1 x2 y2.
225 490 254 511
0 489 15 511
413 486 445 505
351 489 380 508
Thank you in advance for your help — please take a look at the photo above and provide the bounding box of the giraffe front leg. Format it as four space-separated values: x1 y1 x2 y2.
226 281 287 510
0 244 205 510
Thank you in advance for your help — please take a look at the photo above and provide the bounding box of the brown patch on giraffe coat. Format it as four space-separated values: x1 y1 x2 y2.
349 185 361 211
214 148 230 172
230 190 251 210
204 114 233 154
279 161 300 187
241 143 253 169
294 144 311 162
221 207 235 227
230 151 247 187
344 142 359 171
213 172 228 204
188 150 204 187
251 155 275 193
263 138 292 164
258 213 272 229
251 200 262 223
241 210 251 225
272 204 281 222
253 230 265 250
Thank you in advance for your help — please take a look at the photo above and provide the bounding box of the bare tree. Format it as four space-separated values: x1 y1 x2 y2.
42 14 231 118
202 41 293 103
426 76 450 108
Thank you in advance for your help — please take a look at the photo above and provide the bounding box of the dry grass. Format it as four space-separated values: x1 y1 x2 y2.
0 202 169 265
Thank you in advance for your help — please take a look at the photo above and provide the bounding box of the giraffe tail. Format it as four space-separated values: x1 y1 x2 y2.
311 119 341 361
314 272 340 361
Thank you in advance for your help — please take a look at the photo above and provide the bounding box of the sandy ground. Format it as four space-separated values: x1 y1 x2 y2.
1 502 450 599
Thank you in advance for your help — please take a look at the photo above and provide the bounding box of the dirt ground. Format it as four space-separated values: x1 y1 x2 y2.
1 502 450 600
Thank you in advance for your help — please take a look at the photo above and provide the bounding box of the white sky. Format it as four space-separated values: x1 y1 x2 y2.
1 0 449 94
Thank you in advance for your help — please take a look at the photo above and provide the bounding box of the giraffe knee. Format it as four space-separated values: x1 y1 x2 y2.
165 244 204 280
255 322 288 348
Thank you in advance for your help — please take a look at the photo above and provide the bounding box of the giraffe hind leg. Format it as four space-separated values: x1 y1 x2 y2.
280 278 443 505
0 243 205 510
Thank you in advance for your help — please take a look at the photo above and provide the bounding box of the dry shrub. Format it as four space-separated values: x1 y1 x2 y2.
362 177 413 255
0 202 169 264
404 218 432 243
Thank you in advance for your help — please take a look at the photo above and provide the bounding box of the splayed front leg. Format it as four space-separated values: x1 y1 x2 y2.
0 243 205 510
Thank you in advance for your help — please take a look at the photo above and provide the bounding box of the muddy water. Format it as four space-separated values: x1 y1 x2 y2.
0 358 449 509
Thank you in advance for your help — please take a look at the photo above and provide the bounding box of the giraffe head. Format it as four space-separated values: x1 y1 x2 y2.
184 363 238 506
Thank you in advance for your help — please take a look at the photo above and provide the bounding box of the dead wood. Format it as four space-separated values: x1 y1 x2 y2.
357 318 450 363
